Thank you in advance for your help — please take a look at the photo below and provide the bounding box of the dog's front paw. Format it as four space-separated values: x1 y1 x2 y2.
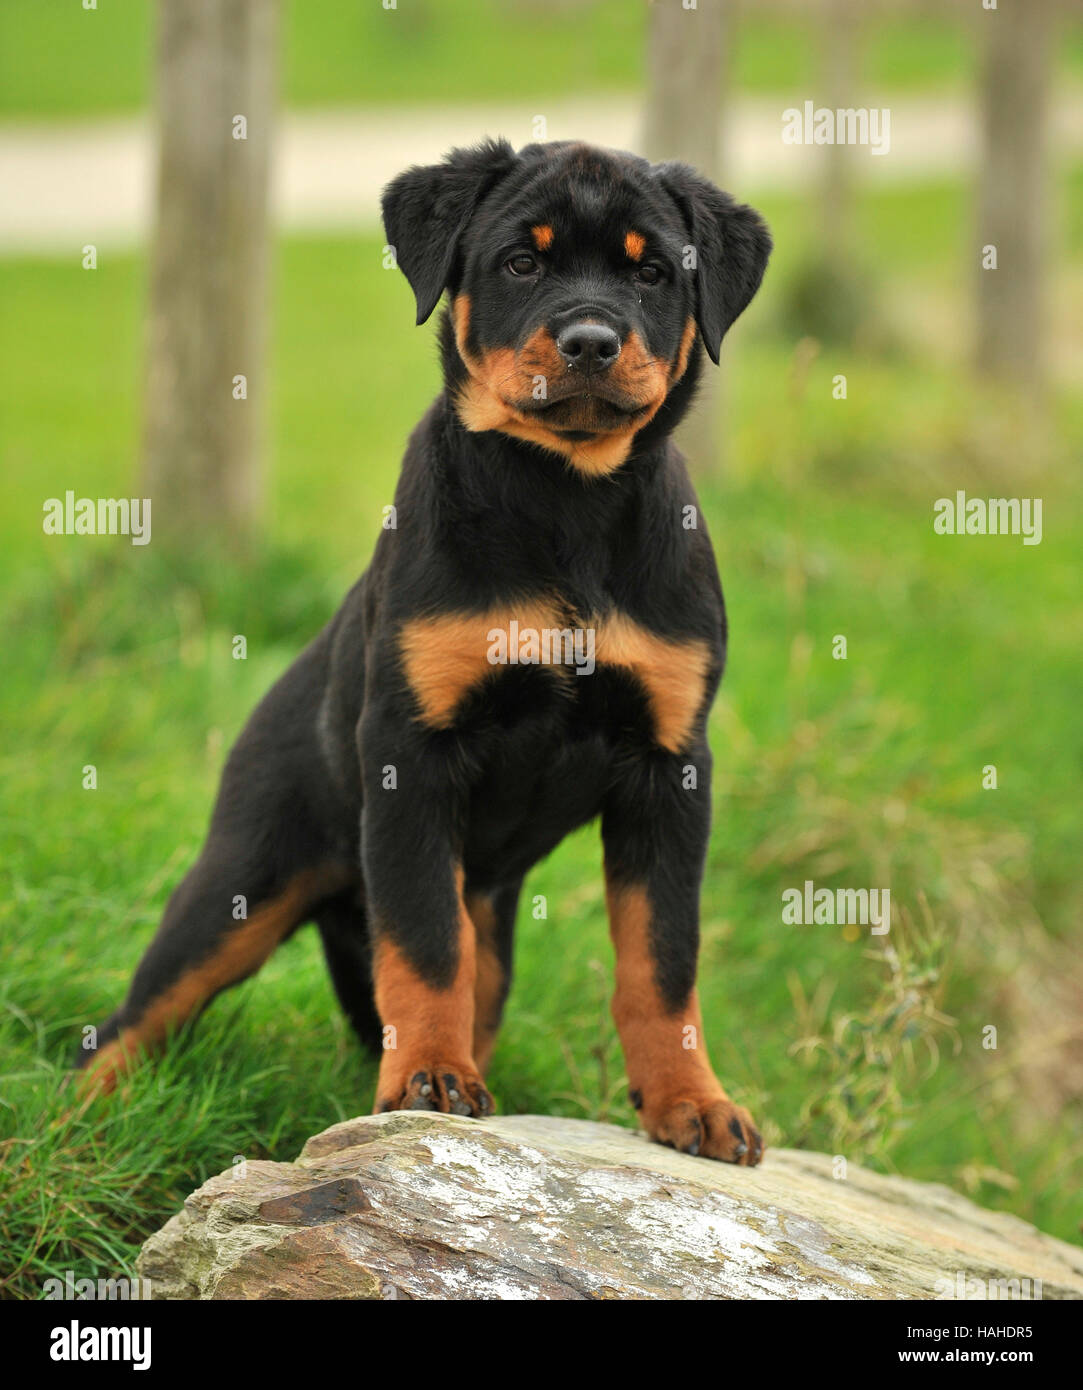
375 1062 493 1118
637 1089 764 1166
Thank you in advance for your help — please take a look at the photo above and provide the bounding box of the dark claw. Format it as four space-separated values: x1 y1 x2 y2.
729 1116 745 1142
628 1088 643 1110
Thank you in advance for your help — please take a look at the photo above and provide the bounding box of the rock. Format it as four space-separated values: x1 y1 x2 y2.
137 1112 1083 1300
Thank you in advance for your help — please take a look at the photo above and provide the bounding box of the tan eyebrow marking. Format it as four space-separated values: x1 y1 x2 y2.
531 224 554 252
624 231 646 262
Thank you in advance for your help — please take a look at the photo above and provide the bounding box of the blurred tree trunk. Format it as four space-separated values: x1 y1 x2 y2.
820 0 857 274
976 0 1052 387
643 0 728 477
142 0 277 544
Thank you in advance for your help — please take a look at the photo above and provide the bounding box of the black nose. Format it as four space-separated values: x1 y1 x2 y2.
555 322 622 372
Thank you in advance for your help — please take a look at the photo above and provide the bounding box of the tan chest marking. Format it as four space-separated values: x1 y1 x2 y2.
593 613 711 752
399 603 711 752
398 599 564 728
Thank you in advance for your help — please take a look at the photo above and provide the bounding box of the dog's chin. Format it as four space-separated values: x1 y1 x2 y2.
515 392 652 436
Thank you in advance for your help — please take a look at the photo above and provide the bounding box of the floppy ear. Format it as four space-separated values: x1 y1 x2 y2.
655 163 772 364
381 139 518 325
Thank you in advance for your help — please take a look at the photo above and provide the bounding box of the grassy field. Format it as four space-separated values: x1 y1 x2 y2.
6 0 1082 120
1 166 1082 1298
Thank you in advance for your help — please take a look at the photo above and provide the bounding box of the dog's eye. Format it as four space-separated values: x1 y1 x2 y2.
633 263 663 286
506 254 540 277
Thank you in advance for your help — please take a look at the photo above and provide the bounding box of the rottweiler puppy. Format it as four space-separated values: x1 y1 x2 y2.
78 139 771 1164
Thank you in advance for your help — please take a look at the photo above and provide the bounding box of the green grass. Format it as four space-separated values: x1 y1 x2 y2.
2 175 1083 1298
5 1 1081 121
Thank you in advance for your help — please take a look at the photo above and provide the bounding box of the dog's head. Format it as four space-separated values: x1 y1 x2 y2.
382 140 771 476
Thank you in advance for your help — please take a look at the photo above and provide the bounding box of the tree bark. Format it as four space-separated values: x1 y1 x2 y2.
643 0 728 477
643 0 725 175
976 0 1052 387
142 0 277 542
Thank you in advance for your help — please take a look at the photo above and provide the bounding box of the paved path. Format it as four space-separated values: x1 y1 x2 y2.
2 93 1082 254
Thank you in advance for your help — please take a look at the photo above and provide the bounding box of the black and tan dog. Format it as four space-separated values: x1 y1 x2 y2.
78 140 771 1165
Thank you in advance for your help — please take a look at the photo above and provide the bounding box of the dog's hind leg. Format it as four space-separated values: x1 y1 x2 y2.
464 878 522 1076
75 846 353 1096
75 643 362 1095
315 889 383 1056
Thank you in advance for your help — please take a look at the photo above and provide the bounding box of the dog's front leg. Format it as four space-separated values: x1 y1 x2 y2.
602 746 763 1165
360 721 491 1118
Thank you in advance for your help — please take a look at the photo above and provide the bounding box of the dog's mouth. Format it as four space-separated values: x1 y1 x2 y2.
514 389 654 435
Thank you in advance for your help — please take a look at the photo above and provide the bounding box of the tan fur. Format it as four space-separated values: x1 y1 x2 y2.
465 890 504 1073
450 295 698 478
624 230 646 261
372 867 479 1106
398 597 565 727
76 869 335 1097
606 883 723 1111
605 880 761 1163
594 613 710 753
673 315 697 381
400 600 710 751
